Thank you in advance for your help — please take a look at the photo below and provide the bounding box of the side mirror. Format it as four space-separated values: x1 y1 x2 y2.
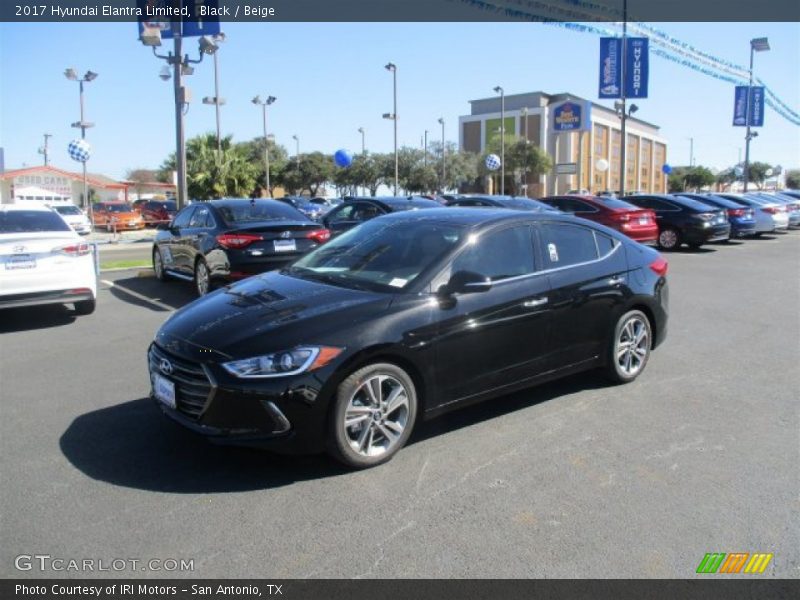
440 270 492 296
156 222 171 231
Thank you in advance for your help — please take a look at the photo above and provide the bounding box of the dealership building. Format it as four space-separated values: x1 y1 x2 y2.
459 91 669 197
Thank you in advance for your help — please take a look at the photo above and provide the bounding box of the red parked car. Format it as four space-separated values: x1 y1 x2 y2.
141 200 177 226
540 195 658 244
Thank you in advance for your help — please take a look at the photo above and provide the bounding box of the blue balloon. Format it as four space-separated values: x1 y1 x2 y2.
661 163 673 175
334 149 353 168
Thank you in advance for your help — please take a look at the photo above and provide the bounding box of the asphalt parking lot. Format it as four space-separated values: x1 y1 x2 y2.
1 233 798 579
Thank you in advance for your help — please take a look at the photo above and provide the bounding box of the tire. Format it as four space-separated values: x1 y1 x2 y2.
327 362 418 469
604 310 652 384
657 227 681 250
194 258 211 297
152 247 169 282
74 298 96 316
687 242 702 250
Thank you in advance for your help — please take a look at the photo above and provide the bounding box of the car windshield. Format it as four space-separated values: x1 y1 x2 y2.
287 218 466 292
0 210 72 233
53 205 82 215
216 201 308 224
105 204 134 213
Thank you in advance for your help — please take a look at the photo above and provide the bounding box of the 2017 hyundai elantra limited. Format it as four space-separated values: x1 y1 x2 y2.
149 209 668 468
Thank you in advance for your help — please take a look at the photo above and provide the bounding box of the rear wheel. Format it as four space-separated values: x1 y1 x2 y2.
604 310 652 383
74 298 96 316
327 362 418 469
657 227 681 250
194 258 211 297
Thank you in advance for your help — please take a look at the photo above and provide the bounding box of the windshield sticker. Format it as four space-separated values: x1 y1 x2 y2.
548 243 559 262
389 278 407 288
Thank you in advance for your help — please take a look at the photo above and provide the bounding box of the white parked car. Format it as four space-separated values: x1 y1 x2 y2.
51 203 92 235
0 204 97 314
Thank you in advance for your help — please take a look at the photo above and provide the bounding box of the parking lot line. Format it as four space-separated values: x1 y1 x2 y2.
100 279 175 311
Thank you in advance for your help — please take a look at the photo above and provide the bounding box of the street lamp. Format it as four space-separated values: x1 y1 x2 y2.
743 37 770 192
614 100 639 196
493 86 505 195
438 117 445 191
252 95 276 196
292 134 300 166
357 127 366 155
424 129 429 167
141 29 212 209
64 68 97 216
201 32 226 154
385 62 398 195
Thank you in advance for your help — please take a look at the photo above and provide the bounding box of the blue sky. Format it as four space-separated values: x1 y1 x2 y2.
1 21 798 180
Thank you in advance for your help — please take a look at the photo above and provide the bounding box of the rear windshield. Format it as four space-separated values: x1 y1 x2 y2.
381 198 442 210
670 196 717 211
216 201 309 224
0 210 72 233
593 196 640 210
104 204 134 213
53 205 83 215
679 195 737 209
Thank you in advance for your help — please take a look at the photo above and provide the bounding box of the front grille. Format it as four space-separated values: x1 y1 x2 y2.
148 344 212 419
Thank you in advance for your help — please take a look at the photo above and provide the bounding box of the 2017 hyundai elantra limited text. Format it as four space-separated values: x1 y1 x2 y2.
149 209 668 468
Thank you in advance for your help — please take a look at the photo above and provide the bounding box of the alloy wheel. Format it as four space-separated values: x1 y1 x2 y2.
659 229 679 249
195 261 210 296
615 315 649 377
153 249 164 279
343 374 410 458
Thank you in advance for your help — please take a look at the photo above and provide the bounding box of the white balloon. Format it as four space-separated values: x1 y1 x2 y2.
765 168 774 177
485 154 501 171
595 158 609 172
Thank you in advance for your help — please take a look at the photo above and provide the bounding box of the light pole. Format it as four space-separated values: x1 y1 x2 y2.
358 127 366 155
521 107 529 195
140 27 217 209
252 95 276 196
384 62 398 195
38 133 52 166
292 134 300 167
424 130 428 167
438 117 445 192
64 68 97 214
688 137 694 166
743 37 770 192
493 86 505 195
615 101 638 195
202 32 226 154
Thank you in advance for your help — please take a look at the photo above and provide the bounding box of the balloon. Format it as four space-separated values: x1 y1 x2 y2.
68 139 92 163
485 154 501 171
661 164 673 175
765 168 774 177
595 158 609 172
333 149 353 168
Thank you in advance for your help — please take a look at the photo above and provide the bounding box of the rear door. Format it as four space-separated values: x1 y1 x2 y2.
536 221 628 368
161 205 195 275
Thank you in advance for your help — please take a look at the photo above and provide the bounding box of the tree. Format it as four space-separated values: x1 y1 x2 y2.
160 133 259 200
239 137 289 197
481 135 552 195
785 169 800 189
298 152 335 196
125 168 159 199
715 168 738 191
428 142 479 192
684 166 715 191
746 161 773 190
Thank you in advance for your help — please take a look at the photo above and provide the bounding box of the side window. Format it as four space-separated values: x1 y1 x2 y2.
189 205 211 228
539 223 599 268
628 196 650 209
329 204 355 223
354 203 382 221
594 231 616 256
451 225 535 282
542 198 565 211
172 206 195 228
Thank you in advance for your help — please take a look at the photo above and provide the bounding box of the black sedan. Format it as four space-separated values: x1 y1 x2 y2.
446 194 558 212
152 199 330 296
149 208 668 468
321 196 441 237
625 194 730 250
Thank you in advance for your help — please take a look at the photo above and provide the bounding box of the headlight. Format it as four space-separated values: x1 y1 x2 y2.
222 346 343 379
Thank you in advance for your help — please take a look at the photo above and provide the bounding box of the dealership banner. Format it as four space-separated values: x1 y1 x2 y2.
733 86 765 127
599 37 649 99
625 38 649 98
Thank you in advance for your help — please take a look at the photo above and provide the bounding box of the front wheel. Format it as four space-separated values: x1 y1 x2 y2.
604 310 652 383
153 247 168 282
327 363 418 469
194 258 211 297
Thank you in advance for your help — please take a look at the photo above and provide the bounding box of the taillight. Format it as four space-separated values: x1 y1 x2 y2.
216 233 262 249
611 212 631 222
728 208 745 217
761 206 779 214
306 229 331 244
56 242 91 256
649 256 668 277
695 212 715 221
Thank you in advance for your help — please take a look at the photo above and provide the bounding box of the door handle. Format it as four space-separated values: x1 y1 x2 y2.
608 276 625 286
523 297 548 308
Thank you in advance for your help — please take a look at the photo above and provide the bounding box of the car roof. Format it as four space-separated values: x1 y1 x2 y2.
375 206 587 228
0 203 55 212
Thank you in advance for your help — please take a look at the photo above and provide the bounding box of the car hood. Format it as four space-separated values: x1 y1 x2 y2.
155 271 392 361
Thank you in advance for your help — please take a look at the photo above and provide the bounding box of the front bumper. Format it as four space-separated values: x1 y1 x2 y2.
147 342 335 453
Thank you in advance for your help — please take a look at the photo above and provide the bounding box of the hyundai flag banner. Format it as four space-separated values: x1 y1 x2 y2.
599 37 622 99
625 38 649 98
733 86 749 126
748 86 765 127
